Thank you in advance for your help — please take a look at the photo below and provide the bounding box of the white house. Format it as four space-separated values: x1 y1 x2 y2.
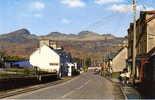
29 45 61 73
29 40 76 77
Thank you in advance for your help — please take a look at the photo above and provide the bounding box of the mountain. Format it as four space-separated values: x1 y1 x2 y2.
0 29 126 61
77 31 115 41
43 30 115 41
0 29 39 43
78 31 99 36
46 32 67 37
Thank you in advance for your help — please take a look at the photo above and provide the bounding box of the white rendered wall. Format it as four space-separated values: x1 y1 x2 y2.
29 45 60 71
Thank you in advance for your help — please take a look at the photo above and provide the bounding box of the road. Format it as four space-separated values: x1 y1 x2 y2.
5 72 123 99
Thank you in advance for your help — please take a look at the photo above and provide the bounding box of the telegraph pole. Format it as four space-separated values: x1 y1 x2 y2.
132 0 137 79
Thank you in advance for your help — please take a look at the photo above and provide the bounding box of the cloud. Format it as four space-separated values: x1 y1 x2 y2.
61 19 72 24
106 4 148 13
95 0 123 5
60 0 86 7
107 4 131 13
31 1 45 10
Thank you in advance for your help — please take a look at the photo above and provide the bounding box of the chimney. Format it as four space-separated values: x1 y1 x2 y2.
40 39 57 49
40 39 50 47
49 41 57 49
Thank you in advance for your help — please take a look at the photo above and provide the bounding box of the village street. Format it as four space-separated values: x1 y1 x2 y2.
5 72 123 99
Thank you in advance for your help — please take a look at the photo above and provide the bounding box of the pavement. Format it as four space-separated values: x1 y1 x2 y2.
109 77 141 99
122 86 141 99
4 72 124 99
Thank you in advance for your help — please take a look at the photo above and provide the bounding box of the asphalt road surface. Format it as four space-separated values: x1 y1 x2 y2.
5 72 122 99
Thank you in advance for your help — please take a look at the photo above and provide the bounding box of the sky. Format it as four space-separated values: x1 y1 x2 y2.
0 0 154 36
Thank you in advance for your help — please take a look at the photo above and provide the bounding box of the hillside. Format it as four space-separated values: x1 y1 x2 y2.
0 29 39 43
0 29 126 61
42 31 115 41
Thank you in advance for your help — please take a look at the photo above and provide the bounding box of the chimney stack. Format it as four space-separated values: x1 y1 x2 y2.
40 39 57 49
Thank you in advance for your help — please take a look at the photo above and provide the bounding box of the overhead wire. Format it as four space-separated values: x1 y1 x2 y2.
82 0 154 35
82 12 116 30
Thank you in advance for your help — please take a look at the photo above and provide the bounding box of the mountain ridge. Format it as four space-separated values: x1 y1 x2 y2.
0 29 38 43
0 29 126 61
0 28 119 42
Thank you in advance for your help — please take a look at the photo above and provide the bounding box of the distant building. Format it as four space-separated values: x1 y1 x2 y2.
4 60 32 68
108 47 128 73
102 57 112 73
87 66 101 71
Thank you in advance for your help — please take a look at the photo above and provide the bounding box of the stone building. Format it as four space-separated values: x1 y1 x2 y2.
127 23 133 61
136 11 155 56
110 47 128 73
127 10 155 81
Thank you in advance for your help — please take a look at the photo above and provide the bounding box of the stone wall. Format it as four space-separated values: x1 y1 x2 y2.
0 75 58 91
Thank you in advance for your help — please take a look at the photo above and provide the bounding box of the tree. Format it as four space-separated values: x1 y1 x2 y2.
0 51 5 67
85 57 91 67
3 56 25 62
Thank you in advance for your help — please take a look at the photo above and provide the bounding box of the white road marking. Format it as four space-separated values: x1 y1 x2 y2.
76 80 91 90
61 90 75 98
61 80 91 98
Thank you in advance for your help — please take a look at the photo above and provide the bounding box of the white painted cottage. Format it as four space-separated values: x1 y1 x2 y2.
29 39 75 77
29 45 61 73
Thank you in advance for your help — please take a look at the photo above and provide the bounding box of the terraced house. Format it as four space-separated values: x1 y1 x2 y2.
127 10 155 82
